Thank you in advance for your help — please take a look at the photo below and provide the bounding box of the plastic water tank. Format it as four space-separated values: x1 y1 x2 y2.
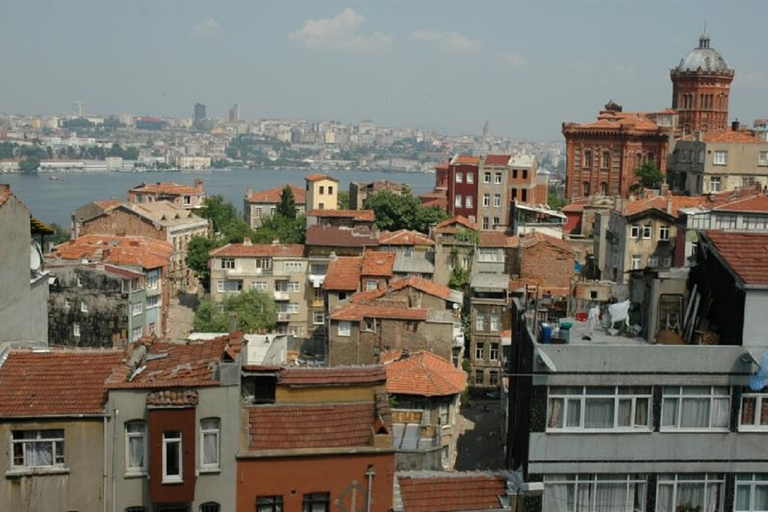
540 323 552 344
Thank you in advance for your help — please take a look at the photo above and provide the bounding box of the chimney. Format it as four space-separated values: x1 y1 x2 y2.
732 119 740 132
243 236 252 246
229 313 238 334
271 239 279 246
194 178 202 188
666 198 673 215
246 188 252 198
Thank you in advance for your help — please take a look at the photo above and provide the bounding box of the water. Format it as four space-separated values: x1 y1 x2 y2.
1 169 436 228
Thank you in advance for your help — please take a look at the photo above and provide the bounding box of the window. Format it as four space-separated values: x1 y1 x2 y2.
131 326 142 342
484 172 491 183
475 370 484 385
648 255 659 267
483 194 490 207
200 418 220 471
162 430 182 483
602 151 610 169
713 150 728 165
495 173 502 184
475 342 484 360
285 281 299 293
132 302 143 316
363 317 376 332
455 194 462 208
631 224 640 238
493 194 501 207
661 386 730 430
147 271 159 290
439 403 450 426
319 185 325 194
200 504 219 512
256 258 272 271
631 255 643 270
73 323 81 338
511 188 517 199
482 217 489 229
288 303 300 314
275 281 289 293
313 311 324 325
478 249 502 262
465 195 473 208
252 281 267 291
310 263 327 276
489 343 499 361
710 176 722 193
12 429 65 468
715 213 736 229
256 496 284 512
218 279 243 293
642 224 652 239
365 280 378 291
659 225 670 241
489 371 499 386
318 203 324 210
303 492 330 512
745 216 767 231
543 474 647 512
455 172 463 183
662 256 671 267
744 176 758 188
328 186 333 195
584 150 592 169
476 315 486 332
254 207 263 218
147 295 160 309
493 217 500 226
338 320 351 337
80 300 89 313
125 508 148 512
740 389 768 430
64 298 71 310
220 258 235 269
521 189 527 202
657 474 723 512
547 386 651 431
490 313 501 332
125 421 147 475
736 474 768 512
466 172 474 184
522 170 528 180
759 151 768 166
285 261 302 273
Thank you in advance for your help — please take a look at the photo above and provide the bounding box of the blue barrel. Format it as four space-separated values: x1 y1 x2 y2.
540 323 552 344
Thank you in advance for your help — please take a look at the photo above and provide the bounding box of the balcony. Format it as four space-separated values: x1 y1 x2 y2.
310 298 324 308
277 312 291 322
274 291 290 301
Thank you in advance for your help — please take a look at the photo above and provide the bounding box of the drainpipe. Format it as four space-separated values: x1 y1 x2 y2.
112 408 119 512
365 465 376 512
102 415 108 512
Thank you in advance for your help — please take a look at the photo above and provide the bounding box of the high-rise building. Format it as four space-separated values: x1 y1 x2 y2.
193 102 206 123
671 33 734 136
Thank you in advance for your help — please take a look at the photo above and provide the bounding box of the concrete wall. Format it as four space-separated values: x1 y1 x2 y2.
744 289 768 349
0 193 48 344
0 419 106 512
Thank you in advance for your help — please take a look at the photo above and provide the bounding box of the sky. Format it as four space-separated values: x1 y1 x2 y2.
1 0 766 140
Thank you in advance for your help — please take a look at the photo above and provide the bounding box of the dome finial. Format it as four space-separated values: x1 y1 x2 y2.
699 21 710 48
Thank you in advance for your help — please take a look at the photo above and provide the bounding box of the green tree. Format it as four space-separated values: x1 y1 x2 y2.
276 185 297 219
636 161 665 189
199 195 242 234
415 206 449 233
253 214 306 244
194 290 277 333
547 184 567 210
0 142 15 159
19 157 40 174
186 236 224 283
338 190 350 209
448 266 470 290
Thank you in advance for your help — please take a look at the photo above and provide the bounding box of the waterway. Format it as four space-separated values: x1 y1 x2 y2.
1 169 436 228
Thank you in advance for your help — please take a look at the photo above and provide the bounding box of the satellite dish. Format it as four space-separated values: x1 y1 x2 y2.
30 244 43 272
536 348 557 372
749 350 768 391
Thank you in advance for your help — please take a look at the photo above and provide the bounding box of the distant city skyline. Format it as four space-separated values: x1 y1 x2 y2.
1 1 766 140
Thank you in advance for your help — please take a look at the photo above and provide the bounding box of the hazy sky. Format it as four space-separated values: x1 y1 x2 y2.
1 0 766 140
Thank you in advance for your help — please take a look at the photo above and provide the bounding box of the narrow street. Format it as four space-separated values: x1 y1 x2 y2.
455 398 506 471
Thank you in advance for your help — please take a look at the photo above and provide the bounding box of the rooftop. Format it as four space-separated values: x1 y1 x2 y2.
434 215 478 234
305 173 338 182
51 235 173 269
117 201 208 227
483 154 511 166
379 229 435 246
210 242 305 258
385 351 466 397
324 256 363 291
279 365 387 386
308 209 375 222
396 471 510 512
129 181 204 196
330 302 428 322
245 184 306 205
702 230 768 286
389 276 462 303
362 251 396 277
305 225 379 248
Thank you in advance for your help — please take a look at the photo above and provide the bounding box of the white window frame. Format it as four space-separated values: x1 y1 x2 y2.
648 255 659 268
365 280 378 291
131 326 142 342
218 279 243 293
493 217 500 226
759 151 768 167
657 473 724 512
495 173 502 184
132 302 143 316
659 225 670 241
11 429 66 469
739 390 768 431
338 320 351 337
81 300 89 313
476 315 486 331
313 310 325 325
220 258 235 270
288 281 300 293
735 473 768 512
660 385 730 431
490 313 501 332
287 303 300 314
710 176 722 193
483 194 490 207
546 386 652 431
455 194 462 208
465 195 473 208
489 343 499 361
73 322 81 338
482 217 489 229
466 172 474 184
543 474 647 512
146 295 160 309
713 150 728 165
274 280 289 293
200 418 220 471
285 261 302 273
162 430 183 483
455 172 463 183
631 224 640 238
642 224 652 239
475 342 484 360
483 172 491 184
125 420 147 475
252 281 268 291
256 258 272 271
493 194 501 208
147 271 159 290
631 255 643 270
662 256 671 267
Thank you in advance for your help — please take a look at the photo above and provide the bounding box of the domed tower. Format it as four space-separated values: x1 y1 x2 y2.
671 32 734 135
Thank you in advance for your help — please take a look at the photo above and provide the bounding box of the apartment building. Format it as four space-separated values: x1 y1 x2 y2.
349 179 411 210
305 173 339 210
127 179 205 209
446 156 480 222
478 154 512 231
243 184 306 229
378 229 436 280
431 216 478 287
209 240 308 338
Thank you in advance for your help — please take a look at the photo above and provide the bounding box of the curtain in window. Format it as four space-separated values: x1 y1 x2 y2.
657 484 673 512
680 398 710 428
593 482 628 512
128 436 144 469
712 398 730 428
548 399 562 428
735 485 750 511
543 483 572 512
28 441 53 466
203 432 218 465
676 482 705 511
706 483 722 512
584 399 614 428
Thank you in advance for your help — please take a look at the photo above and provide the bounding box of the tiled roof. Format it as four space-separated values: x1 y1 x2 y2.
434 162 449 172
703 231 768 286
245 184 306 205
130 181 203 195
305 225 379 248
325 256 363 291
248 403 375 450
385 351 466 397
308 209 375 222
362 251 396 277
702 130 762 143
479 231 516 248
108 334 244 389
94 199 122 210
116 201 207 227
434 215 478 233
397 472 509 512
623 195 706 218
330 302 428 322
483 154 511 166
421 197 448 209
389 276 458 302
349 288 388 303
520 232 573 253
0 350 123 416
146 389 199 407
305 173 338 182
712 193 768 213
279 366 387 386
451 155 480 165
379 229 434 246
51 235 173 269
210 242 304 258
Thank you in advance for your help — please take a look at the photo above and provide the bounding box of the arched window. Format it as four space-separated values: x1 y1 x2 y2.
602 151 610 169
584 150 593 169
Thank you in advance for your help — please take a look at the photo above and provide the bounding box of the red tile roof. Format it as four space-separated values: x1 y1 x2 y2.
349 288 388 303
305 173 338 182
325 256 363 291
330 302 428 322
51 235 173 270
389 276 455 301
702 130 762 143
703 231 768 286
94 199 122 211
146 390 200 407
130 181 204 196
362 251 396 277
712 193 768 213
308 209 375 221
479 231 516 248
210 242 304 258
379 229 434 246
385 351 466 396
520 232 572 253
279 366 387 386
397 472 509 512
248 403 375 450
0 350 123 416
452 155 480 165
245 184 306 205
305 225 379 248
434 215 478 234
623 195 706 218
483 154 512 166
108 334 244 389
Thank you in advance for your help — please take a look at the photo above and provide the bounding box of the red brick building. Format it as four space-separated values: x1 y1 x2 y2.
671 33 734 135
563 102 670 199
446 155 480 221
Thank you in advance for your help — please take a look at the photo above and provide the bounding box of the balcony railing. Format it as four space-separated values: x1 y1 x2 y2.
274 291 290 301
277 312 291 322
310 298 325 308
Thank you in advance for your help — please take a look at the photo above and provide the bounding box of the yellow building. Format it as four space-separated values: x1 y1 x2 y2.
305 173 339 211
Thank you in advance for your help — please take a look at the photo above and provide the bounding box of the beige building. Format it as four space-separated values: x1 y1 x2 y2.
305 173 339 210
209 240 309 338
243 184 306 229
431 216 478 287
477 154 512 231
669 129 768 195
